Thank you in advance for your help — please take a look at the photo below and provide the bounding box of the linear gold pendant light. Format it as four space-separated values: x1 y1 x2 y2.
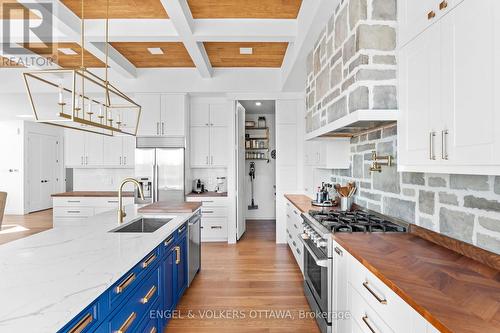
23 0 141 137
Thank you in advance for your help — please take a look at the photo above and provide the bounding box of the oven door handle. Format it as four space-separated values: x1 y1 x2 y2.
298 237 329 267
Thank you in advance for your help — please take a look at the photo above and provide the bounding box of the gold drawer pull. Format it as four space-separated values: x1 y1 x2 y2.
141 285 157 304
164 236 173 247
439 0 448 10
178 224 187 233
427 10 436 19
115 273 136 294
150 327 157 333
362 315 377 333
175 246 181 264
142 253 157 269
362 281 387 304
115 312 136 333
68 313 93 333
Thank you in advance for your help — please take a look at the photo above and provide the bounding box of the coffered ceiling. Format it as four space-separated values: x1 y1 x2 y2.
205 42 288 68
22 43 105 68
59 0 168 19
111 42 194 68
187 0 303 19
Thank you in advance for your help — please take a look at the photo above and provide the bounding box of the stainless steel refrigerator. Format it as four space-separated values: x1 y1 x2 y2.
135 137 185 203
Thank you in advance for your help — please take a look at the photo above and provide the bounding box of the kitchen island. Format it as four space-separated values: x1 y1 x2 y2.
0 204 198 333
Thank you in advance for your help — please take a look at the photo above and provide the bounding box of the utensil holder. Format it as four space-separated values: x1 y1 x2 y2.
340 197 354 211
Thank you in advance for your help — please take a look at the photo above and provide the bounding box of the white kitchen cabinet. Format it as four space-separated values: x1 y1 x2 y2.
285 199 304 273
305 139 350 169
332 241 350 333
210 127 229 167
65 130 86 166
121 136 135 167
398 0 500 175
186 196 228 242
84 133 103 167
102 136 135 167
136 93 188 136
190 101 230 168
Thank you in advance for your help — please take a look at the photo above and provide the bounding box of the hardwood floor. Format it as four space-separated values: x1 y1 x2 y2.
0 209 53 245
165 220 320 333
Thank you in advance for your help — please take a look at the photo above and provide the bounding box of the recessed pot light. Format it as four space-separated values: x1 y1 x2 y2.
239 47 253 55
147 47 164 55
58 48 78 55
255 102 262 106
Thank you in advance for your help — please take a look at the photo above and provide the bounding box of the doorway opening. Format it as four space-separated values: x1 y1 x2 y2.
235 100 276 241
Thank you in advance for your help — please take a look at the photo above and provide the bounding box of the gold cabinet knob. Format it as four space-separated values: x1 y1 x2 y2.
439 0 448 10
428 10 436 20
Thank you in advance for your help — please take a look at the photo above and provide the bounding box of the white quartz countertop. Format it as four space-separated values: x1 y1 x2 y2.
0 205 195 333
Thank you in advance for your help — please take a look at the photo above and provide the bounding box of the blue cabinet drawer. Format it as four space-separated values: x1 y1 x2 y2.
162 233 175 254
109 247 161 309
137 299 161 333
58 298 104 333
105 266 161 333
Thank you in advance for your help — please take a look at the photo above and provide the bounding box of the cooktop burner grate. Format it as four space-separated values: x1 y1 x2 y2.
308 210 407 233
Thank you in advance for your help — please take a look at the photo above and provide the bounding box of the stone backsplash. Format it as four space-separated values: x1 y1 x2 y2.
305 0 397 133
331 125 500 254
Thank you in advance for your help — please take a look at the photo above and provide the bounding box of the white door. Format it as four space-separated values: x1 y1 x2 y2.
210 127 228 167
161 94 185 136
190 127 210 167
209 103 229 126
41 135 58 208
103 136 123 166
64 130 85 166
136 94 161 136
190 103 210 127
398 22 441 166
441 0 499 165
235 103 246 240
121 136 135 167
84 133 103 166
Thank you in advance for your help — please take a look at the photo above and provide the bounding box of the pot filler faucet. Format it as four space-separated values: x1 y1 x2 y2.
118 178 144 224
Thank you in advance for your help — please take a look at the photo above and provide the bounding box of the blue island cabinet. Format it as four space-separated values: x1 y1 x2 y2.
58 222 189 333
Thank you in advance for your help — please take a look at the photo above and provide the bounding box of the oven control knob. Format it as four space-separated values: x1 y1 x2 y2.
301 233 309 240
317 240 328 248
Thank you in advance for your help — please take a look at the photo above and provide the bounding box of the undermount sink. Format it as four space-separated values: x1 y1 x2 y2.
110 217 173 233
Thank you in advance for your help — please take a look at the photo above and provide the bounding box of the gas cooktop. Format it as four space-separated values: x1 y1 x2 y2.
308 209 408 233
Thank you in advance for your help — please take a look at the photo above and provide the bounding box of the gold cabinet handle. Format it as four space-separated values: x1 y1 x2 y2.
68 313 93 333
362 281 387 304
149 327 157 333
427 10 436 19
439 0 448 10
140 285 157 304
362 315 377 333
175 246 181 264
115 273 136 294
115 312 136 333
142 253 157 269
178 224 186 234
164 236 173 247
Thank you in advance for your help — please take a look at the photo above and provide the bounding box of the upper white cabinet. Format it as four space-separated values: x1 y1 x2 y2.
190 102 230 168
65 131 135 168
398 0 500 175
135 93 188 136
304 139 350 169
398 0 465 47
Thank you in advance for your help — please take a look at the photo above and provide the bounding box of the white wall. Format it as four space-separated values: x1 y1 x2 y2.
244 113 276 220
190 168 227 192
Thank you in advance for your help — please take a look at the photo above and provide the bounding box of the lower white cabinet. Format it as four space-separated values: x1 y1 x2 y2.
334 241 440 333
186 196 228 242
52 196 134 227
285 199 304 274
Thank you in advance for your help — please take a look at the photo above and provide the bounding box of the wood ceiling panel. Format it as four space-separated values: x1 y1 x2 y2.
187 0 302 19
60 0 168 19
204 42 288 68
23 42 106 68
111 42 195 68
0 0 38 19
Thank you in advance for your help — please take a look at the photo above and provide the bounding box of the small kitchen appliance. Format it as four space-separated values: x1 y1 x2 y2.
192 179 205 194
134 177 152 204
300 208 409 333
215 177 226 194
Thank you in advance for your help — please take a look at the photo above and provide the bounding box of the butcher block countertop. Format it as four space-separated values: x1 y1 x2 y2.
333 233 500 333
186 191 228 197
51 191 134 197
138 201 202 213
284 194 317 213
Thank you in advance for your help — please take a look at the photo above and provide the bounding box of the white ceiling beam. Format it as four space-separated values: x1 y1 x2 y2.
193 19 296 42
281 0 339 91
159 0 213 78
83 19 180 42
17 0 137 78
